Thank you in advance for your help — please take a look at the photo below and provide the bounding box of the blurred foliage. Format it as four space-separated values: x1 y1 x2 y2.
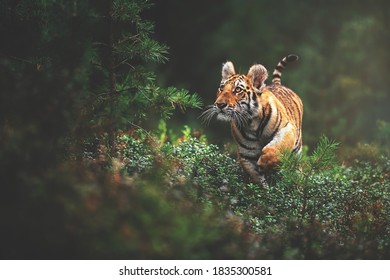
1 0 390 260
0 0 202 259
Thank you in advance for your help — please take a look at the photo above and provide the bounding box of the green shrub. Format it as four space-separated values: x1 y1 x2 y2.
167 138 243 201
113 131 243 203
224 136 390 259
81 131 390 259
116 134 155 176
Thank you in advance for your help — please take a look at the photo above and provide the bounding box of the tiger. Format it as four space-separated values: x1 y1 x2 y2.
201 54 303 186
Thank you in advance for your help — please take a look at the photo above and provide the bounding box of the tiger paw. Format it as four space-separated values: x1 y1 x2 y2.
257 146 279 172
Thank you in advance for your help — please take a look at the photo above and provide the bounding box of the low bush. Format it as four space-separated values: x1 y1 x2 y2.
6 128 388 259
112 132 390 259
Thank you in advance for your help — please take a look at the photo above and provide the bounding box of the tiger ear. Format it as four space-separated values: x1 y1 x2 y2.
221 61 236 82
247 64 268 89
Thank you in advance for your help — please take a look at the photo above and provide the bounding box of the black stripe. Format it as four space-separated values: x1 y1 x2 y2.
267 130 278 145
251 91 257 101
237 127 257 141
292 146 299 153
286 54 298 62
239 153 260 162
237 139 258 150
277 92 299 127
251 92 259 108
257 105 272 138
280 60 287 67
257 106 265 129
266 112 282 143
292 141 302 153
290 97 302 128
272 73 281 79
273 113 282 133
276 65 284 72
293 133 302 152
242 131 257 141
285 97 297 123
294 137 300 148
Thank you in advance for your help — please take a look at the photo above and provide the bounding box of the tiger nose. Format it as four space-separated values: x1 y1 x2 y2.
215 102 227 109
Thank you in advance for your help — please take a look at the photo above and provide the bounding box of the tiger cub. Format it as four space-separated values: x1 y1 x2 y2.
201 54 303 186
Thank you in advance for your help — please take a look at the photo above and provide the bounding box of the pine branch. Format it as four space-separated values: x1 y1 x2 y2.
300 135 339 220
166 87 203 111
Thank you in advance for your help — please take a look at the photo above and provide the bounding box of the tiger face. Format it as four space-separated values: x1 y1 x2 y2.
201 55 303 187
202 62 268 128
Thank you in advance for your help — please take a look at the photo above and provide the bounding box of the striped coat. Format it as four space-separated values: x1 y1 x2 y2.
201 55 303 186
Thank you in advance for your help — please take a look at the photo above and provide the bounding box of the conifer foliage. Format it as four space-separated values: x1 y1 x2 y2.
0 0 204 258
84 0 202 133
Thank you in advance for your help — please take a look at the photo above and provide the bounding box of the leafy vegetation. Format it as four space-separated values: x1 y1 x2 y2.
1 0 389 260
75 127 390 259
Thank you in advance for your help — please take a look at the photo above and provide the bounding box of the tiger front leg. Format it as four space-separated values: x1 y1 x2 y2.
257 123 296 173
237 157 269 187
257 146 279 173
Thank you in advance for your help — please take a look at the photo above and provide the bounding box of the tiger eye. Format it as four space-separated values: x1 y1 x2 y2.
234 87 243 94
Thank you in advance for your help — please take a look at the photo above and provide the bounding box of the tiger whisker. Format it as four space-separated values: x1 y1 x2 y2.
199 106 218 126
232 111 243 128
233 109 251 129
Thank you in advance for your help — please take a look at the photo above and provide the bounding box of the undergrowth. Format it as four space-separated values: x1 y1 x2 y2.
99 130 390 259
10 127 387 259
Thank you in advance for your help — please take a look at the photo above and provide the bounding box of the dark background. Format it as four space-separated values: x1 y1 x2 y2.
146 0 390 148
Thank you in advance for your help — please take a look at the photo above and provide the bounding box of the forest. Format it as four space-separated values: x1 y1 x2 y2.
0 0 389 259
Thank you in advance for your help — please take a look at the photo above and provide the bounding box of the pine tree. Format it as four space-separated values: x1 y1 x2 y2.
0 0 202 258
76 0 202 155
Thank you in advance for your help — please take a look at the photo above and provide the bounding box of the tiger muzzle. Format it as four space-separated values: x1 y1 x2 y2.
215 102 227 109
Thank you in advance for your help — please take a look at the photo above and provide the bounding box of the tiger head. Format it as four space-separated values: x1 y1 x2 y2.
201 61 268 128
